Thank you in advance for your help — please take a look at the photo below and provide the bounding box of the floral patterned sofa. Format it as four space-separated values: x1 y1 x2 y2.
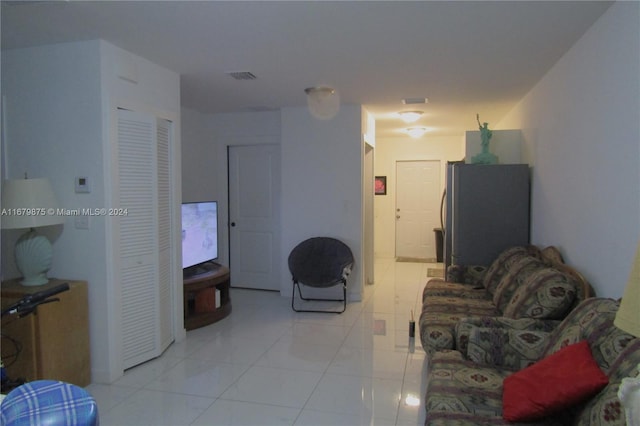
419 245 594 354
424 297 640 425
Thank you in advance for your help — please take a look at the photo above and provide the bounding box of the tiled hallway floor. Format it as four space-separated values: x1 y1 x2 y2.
88 258 438 425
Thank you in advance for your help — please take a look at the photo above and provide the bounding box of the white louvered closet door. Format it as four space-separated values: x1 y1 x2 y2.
116 109 173 370
156 118 173 352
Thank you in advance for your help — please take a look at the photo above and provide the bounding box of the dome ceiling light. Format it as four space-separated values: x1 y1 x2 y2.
405 127 429 138
398 111 423 123
304 86 340 120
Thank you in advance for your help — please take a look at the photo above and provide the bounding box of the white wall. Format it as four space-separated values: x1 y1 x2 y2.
1 40 182 383
1 40 109 378
281 105 364 300
374 135 464 258
181 107 218 203
497 1 640 298
2 41 104 280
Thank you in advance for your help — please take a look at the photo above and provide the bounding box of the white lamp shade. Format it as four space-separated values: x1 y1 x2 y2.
1 178 64 229
615 241 640 337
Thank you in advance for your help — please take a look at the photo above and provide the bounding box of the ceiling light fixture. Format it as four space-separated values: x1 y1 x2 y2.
398 111 423 123
405 127 428 138
304 86 340 120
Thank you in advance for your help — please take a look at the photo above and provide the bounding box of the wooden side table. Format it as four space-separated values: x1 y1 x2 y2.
0 279 91 387
183 264 231 330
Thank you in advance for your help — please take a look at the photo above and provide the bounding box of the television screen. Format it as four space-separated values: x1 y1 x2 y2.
181 201 218 269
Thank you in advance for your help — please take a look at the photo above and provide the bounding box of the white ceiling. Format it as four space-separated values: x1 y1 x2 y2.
1 1 612 138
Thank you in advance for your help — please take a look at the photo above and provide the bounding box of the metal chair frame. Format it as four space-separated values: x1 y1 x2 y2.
291 279 347 314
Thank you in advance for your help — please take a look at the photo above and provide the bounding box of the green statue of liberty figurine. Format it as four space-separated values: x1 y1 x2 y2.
471 114 498 164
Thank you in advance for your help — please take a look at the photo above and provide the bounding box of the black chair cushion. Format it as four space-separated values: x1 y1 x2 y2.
288 237 354 288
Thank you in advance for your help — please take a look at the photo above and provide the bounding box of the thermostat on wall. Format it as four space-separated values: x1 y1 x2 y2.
75 176 90 193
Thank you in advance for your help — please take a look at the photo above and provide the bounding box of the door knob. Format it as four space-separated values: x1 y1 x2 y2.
396 215 401 219
231 222 236 227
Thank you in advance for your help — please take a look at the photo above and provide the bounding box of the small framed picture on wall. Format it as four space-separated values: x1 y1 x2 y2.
375 176 387 195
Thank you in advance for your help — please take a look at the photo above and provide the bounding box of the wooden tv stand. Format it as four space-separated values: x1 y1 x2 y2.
183 263 231 330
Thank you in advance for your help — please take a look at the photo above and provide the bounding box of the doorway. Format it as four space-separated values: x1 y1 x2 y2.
228 144 281 291
395 160 441 260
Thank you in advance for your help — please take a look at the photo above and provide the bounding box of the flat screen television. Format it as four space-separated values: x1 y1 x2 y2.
181 201 218 276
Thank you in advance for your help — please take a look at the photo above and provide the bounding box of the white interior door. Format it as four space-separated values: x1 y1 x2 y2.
228 144 281 291
395 160 441 259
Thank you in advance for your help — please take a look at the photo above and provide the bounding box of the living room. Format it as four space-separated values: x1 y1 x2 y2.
1 1 638 424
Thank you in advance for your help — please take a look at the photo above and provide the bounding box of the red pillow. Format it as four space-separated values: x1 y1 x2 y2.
503 340 609 422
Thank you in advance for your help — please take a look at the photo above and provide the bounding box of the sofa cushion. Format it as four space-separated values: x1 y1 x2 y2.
425 350 565 426
573 340 640 425
542 298 620 358
502 340 609 422
481 246 542 296
492 256 546 312
426 350 509 417
446 264 488 287
465 327 551 371
419 297 498 353
502 267 577 320
455 316 560 358
421 278 489 301
523 298 639 425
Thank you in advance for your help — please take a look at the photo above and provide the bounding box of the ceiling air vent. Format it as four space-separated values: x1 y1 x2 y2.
402 97 428 105
226 71 257 80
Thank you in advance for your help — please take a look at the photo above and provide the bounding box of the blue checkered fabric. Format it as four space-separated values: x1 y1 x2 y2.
0 380 98 426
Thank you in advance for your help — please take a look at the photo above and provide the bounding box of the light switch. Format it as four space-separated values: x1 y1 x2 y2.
75 176 90 193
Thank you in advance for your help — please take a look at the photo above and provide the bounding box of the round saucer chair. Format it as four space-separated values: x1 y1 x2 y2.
288 237 354 314
0 380 98 426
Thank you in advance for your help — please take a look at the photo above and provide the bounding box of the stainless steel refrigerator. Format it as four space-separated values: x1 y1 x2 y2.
442 162 530 271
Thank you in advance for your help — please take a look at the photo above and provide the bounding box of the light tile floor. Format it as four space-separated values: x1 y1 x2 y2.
87 258 439 425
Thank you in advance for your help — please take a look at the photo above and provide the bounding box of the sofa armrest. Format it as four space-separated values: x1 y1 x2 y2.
446 264 487 288
455 317 560 369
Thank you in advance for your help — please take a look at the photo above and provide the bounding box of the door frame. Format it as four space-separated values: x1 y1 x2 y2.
216 136 281 290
